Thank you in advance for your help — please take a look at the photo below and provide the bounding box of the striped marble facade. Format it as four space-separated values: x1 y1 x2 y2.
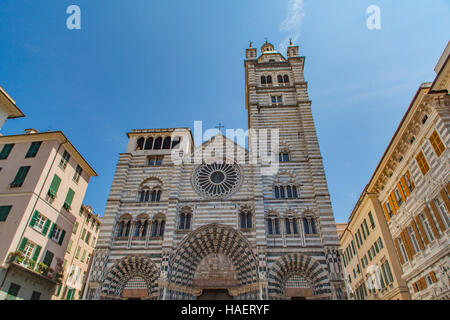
85 42 345 300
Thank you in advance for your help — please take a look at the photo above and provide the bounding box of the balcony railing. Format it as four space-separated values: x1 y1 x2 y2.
6 251 63 284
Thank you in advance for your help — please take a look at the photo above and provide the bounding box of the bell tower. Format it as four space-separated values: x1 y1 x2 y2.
244 40 346 299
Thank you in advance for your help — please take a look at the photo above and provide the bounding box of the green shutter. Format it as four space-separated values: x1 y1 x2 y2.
48 175 61 197
32 245 41 261
42 219 51 235
43 250 54 267
58 230 66 245
64 188 75 210
18 237 28 252
10 166 30 187
25 142 42 158
56 284 62 297
29 210 39 227
0 144 14 160
0 205 12 221
48 223 56 239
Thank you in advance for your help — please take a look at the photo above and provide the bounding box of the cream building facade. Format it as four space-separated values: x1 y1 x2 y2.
0 86 24 131
340 188 411 300
0 130 97 300
86 42 346 300
53 204 101 300
367 42 450 300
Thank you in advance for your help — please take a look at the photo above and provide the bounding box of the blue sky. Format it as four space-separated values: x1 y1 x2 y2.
0 1 449 222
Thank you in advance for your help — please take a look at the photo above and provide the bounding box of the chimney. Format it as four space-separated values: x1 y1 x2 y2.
24 128 39 134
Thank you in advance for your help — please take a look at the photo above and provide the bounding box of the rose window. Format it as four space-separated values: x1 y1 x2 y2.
192 163 242 198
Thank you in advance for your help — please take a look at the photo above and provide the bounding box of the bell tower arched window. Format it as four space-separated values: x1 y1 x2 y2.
144 137 153 150
162 137 171 149
136 138 145 151
261 76 267 85
153 137 162 149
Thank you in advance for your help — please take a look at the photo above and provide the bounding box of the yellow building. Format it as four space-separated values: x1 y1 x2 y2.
340 187 411 300
53 205 101 300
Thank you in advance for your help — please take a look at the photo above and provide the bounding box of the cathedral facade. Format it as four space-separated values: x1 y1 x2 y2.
85 42 346 300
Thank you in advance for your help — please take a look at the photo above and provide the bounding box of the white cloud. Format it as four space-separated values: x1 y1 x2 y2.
279 0 305 52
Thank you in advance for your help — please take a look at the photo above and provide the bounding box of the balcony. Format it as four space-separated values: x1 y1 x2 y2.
5 251 64 284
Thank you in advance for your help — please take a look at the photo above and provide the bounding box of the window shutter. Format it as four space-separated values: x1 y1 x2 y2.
0 144 14 159
400 230 413 260
58 230 66 245
420 277 427 289
18 237 28 252
397 182 406 201
424 206 440 239
32 245 41 261
29 210 39 227
430 271 437 283
48 175 61 197
43 250 54 267
64 188 75 209
48 223 56 239
414 215 429 245
25 141 42 158
440 189 450 213
400 176 410 197
42 219 51 235
390 192 399 211
0 205 12 221
11 166 30 187
410 221 424 250
382 203 390 222
429 200 446 232
406 171 415 189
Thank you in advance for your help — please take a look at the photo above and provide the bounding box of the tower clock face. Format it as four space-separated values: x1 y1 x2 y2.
192 162 242 199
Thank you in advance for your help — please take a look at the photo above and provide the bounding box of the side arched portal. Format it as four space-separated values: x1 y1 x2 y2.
268 253 332 300
101 255 160 300
167 224 259 300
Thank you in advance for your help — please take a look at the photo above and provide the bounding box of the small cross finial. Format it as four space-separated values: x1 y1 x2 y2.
249 40 253 48
264 37 268 43
289 38 293 46
215 122 225 132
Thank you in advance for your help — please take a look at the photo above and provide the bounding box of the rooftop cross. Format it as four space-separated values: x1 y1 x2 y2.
215 122 225 133
249 40 253 48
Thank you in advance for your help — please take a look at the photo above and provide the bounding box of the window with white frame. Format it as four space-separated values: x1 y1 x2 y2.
407 227 420 254
397 238 409 262
22 242 35 260
59 151 70 170
52 226 63 242
434 197 449 228
34 214 47 232
419 213 434 242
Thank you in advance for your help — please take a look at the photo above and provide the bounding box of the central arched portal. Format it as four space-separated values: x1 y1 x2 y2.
167 224 259 300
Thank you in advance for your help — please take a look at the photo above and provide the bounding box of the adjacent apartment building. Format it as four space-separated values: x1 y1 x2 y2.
0 86 25 131
340 187 411 300
53 204 101 300
367 42 449 300
0 130 97 300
